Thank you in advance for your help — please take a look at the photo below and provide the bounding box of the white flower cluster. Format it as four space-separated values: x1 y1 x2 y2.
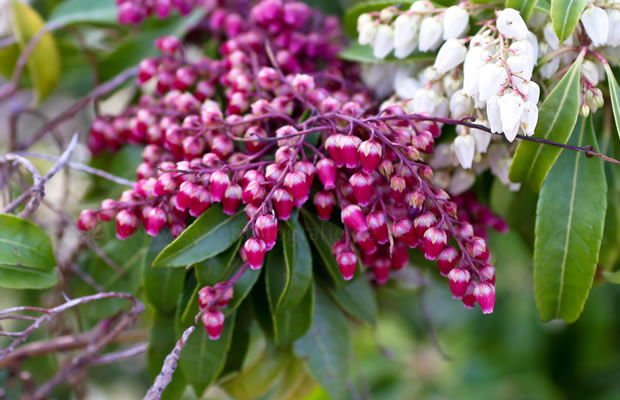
357 0 469 59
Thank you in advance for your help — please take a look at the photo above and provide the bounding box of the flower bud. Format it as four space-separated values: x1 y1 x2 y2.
419 17 442 52
392 218 418 247
349 172 374 206
358 140 382 173
145 207 167 237
189 185 212 217
337 251 357 281
373 257 391 284
474 282 496 314
481 265 496 285
340 135 361 169
442 6 469 40
373 24 394 59
433 39 467 74
354 230 378 255
242 181 267 205
469 236 490 261
78 210 98 231
437 246 458 276
209 171 230 202
273 188 294 220
154 173 177 196
462 281 476 309
390 176 407 203
341 205 367 233
255 214 278 250
448 268 470 299
366 211 390 244
391 241 409 270
314 191 335 221
283 171 308 203
116 210 139 240
423 227 447 260
325 134 344 167
244 238 266 270
393 14 418 59
497 8 528 40
99 199 118 222
202 309 225 340
453 134 475 169
222 184 242 215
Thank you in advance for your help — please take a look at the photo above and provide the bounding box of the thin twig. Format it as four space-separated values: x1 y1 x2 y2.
89 343 148 366
0 154 42 214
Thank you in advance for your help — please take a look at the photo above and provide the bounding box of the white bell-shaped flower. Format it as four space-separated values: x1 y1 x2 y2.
510 39 537 68
429 144 456 169
442 6 469 40
486 95 502 133
373 24 394 59
453 134 476 169
525 32 539 65
394 14 418 59
523 81 540 104
496 8 529 40
394 68 422 99
462 46 486 98
471 123 492 154
507 54 533 81
435 96 450 118
419 17 443 52
478 63 508 103
582 6 608 47
520 101 538 136
498 90 524 142
412 88 440 114
449 169 476 195
410 0 433 13
442 73 462 97
607 9 620 47
449 90 473 119
358 20 378 46
543 22 559 50
581 60 599 85
433 39 467 74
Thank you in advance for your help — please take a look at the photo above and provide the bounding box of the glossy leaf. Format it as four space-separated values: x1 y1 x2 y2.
550 0 588 43
534 116 607 323
0 214 57 289
178 311 236 397
294 287 350 399
48 0 117 25
506 0 537 21
147 313 187 400
142 231 185 314
222 260 262 316
342 0 411 38
510 53 583 191
604 64 620 142
339 42 435 64
323 276 377 325
195 239 241 285
273 357 316 400
153 205 246 267
11 0 61 102
272 282 315 347
301 209 346 286
265 218 313 312
220 303 252 378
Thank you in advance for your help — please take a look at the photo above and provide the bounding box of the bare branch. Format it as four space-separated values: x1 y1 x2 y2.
88 343 148 366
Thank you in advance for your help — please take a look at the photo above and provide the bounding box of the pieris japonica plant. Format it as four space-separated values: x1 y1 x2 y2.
0 0 619 398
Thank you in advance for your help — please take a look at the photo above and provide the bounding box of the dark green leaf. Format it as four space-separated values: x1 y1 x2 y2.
84 146 142 201
323 275 377 325
506 0 537 21
143 231 185 314
550 0 588 43
153 205 246 267
301 209 346 286
0 214 57 289
48 0 117 25
147 313 187 400
265 218 313 312
342 0 411 38
339 42 435 63
195 239 241 285
272 282 315 347
534 116 607 322
222 260 262 316
604 64 620 143
302 0 343 16
293 287 350 399
178 312 236 397
220 302 252 378
510 53 584 191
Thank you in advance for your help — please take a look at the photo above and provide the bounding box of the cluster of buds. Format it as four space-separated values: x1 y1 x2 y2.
116 0 201 24
198 283 234 339
79 0 499 334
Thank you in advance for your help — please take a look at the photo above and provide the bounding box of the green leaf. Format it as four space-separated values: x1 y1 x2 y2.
339 42 435 64
534 116 607 323
603 270 620 284
142 231 185 314
506 0 537 21
11 0 61 103
220 303 252 378
535 0 551 14
302 0 343 16
178 311 236 397
222 260 262 316
272 282 315 347
294 287 350 400
273 357 317 400
84 146 142 201
99 10 205 81
509 53 584 191
604 64 620 143
323 276 377 325
147 313 187 400
48 0 117 25
153 205 246 267
342 0 411 38
301 209 346 286
265 218 313 312
0 214 57 289
550 0 588 43
195 239 241 285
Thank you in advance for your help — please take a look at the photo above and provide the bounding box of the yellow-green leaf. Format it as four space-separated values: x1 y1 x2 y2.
604 64 620 143
509 53 584 191
11 0 61 102
550 0 588 43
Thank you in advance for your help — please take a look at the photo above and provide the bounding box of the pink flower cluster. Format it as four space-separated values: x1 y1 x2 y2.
117 0 201 24
80 0 498 337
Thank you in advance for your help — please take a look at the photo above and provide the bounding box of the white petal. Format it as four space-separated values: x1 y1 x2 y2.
462 47 486 97
449 170 476 195
413 88 439 114
486 95 502 133
507 54 533 81
433 39 467 74
498 91 524 142
543 22 559 50
471 122 492 153
442 6 469 40
410 0 433 13
373 24 394 59
497 8 529 40
394 14 418 52
540 57 560 80
524 81 540 104
520 101 538 136
449 90 473 119
478 63 507 102
582 6 609 47
419 17 443 52
453 134 476 169
581 60 599 85
607 9 620 47
358 22 377 46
